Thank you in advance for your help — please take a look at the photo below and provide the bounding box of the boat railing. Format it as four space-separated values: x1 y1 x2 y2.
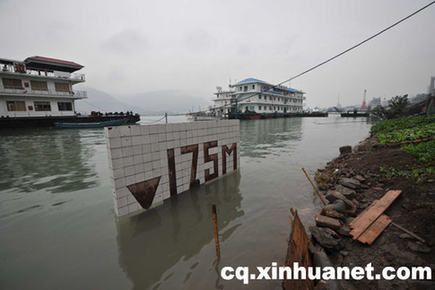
0 64 85 81
73 90 87 98
70 73 86 81
0 87 87 98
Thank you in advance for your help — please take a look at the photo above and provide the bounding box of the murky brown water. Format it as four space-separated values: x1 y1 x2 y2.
0 115 371 289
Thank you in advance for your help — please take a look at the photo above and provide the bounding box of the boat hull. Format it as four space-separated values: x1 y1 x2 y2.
0 114 140 129
341 112 369 117
228 112 328 120
54 118 129 128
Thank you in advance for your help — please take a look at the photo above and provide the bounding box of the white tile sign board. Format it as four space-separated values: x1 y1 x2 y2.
105 120 240 216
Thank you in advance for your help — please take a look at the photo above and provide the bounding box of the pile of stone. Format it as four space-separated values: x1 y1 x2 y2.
309 147 369 254
305 173 368 290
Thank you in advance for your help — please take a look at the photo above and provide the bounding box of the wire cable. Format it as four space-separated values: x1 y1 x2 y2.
235 1 435 104
277 1 435 86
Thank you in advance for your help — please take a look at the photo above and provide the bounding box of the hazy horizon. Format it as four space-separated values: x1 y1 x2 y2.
1 0 434 109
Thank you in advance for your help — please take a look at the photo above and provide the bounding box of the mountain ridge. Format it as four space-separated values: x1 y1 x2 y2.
74 86 210 115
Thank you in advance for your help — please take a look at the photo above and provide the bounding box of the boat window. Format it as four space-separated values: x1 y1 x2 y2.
30 80 48 91
2 78 23 89
34 101 51 111
6 101 26 111
58 102 72 111
55 82 70 92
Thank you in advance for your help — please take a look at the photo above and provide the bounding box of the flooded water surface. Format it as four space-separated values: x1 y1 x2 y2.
0 115 371 290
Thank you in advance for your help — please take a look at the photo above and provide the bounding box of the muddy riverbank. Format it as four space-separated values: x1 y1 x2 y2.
307 133 434 289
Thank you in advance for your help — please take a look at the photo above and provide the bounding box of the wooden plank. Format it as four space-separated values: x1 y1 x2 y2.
282 211 314 290
302 168 327 205
349 200 378 228
349 190 401 239
357 214 392 245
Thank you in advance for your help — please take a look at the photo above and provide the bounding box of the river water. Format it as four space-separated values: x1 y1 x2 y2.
0 115 370 290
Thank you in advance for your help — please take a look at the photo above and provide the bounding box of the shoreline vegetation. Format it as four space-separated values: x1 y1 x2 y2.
287 115 434 289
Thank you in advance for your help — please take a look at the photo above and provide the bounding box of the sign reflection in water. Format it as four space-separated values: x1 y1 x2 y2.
116 171 243 290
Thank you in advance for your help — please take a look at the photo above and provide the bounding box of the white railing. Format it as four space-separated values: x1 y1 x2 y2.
0 88 87 98
0 64 85 81
73 90 87 98
70 73 85 81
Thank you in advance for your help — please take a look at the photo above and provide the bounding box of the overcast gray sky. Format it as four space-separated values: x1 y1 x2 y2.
1 0 434 107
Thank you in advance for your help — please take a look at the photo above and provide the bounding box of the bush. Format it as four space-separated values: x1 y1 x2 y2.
370 95 409 120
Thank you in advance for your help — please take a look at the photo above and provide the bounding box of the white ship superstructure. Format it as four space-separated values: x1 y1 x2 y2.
0 56 86 118
213 78 305 117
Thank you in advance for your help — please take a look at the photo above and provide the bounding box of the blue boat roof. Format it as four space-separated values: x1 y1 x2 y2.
236 77 303 93
276 85 299 92
237 78 267 84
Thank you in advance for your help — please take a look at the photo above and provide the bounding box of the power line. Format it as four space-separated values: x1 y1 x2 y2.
233 1 435 106
277 1 435 86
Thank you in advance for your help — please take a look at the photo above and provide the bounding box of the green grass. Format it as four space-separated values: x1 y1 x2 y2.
371 115 435 134
371 115 435 166
402 140 435 163
377 123 435 144
379 165 435 183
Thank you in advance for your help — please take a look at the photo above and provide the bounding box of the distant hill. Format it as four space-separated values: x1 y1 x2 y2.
74 86 137 114
74 86 211 115
120 90 210 115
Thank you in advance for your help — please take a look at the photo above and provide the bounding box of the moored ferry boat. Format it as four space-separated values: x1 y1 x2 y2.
0 56 139 128
212 78 308 119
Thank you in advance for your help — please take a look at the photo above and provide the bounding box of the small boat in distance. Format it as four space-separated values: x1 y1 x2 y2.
54 118 128 129
341 109 369 117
